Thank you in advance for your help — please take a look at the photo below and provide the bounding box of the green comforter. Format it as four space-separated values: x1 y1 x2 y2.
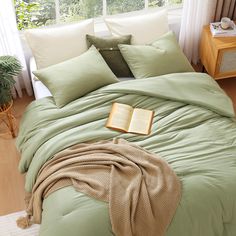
17 72 236 236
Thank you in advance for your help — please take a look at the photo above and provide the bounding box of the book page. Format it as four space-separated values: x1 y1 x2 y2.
106 103 133 132
128 108 154 135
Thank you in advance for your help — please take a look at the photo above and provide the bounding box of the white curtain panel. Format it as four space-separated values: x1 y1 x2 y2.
0 0 32 98
179 0 217 64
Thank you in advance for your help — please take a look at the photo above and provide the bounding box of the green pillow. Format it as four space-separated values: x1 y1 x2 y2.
33 46 118 108
118 31 194 79
86 34 133 78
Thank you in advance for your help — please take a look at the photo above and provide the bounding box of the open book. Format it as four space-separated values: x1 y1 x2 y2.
106 103 154 135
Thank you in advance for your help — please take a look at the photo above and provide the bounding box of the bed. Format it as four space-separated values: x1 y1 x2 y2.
18 9 236 235
17 71 236 236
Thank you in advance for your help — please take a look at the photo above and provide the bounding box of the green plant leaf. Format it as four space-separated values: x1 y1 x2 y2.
0 56 21 106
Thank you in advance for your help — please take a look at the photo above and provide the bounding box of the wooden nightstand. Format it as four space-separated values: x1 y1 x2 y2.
200 24 236 80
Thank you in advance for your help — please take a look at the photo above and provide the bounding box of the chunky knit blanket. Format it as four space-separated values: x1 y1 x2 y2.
20 138 181 236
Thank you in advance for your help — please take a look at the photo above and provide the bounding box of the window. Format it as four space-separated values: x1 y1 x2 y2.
107 0 145 15
14 0 183 30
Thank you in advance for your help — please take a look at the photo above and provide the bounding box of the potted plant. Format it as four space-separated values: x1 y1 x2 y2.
0 56 22 110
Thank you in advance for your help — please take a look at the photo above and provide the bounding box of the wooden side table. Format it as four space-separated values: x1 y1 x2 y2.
200 24 236 80
0 101 17 138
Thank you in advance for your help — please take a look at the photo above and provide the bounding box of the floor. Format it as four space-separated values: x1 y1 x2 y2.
218 78 236 112
0 94 33 216
0 77 235 216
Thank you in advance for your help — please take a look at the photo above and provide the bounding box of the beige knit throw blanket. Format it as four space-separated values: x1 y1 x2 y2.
18 138 181 236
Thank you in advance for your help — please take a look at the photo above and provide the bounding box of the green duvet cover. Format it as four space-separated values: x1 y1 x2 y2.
17 72 236 236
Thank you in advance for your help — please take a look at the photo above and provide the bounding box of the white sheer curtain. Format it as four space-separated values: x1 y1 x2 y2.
0 0 32 98
179 0 217 64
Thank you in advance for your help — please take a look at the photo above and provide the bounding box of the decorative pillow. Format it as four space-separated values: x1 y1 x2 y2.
25 19 94 69
33 46 118 108
118 31 194 79
86 34 133 77
105 9 169 45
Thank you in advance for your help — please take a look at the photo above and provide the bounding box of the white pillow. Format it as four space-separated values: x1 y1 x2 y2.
25 19 94 69
105 9 169 45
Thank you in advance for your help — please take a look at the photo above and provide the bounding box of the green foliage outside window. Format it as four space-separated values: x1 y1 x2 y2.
107 0 144 15
14 0 56 30
59 0 82 23
59 0 102 23
14 0 40 30
149 0 182 7
79 0 103 19
14 0 182 30
149 0 165 7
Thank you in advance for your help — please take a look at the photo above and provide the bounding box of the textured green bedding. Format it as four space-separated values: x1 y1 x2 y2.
17 72 236 236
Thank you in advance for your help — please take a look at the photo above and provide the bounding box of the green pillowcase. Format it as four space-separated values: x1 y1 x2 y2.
118 31 194 79
33 46 118 108
86 34 133 78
